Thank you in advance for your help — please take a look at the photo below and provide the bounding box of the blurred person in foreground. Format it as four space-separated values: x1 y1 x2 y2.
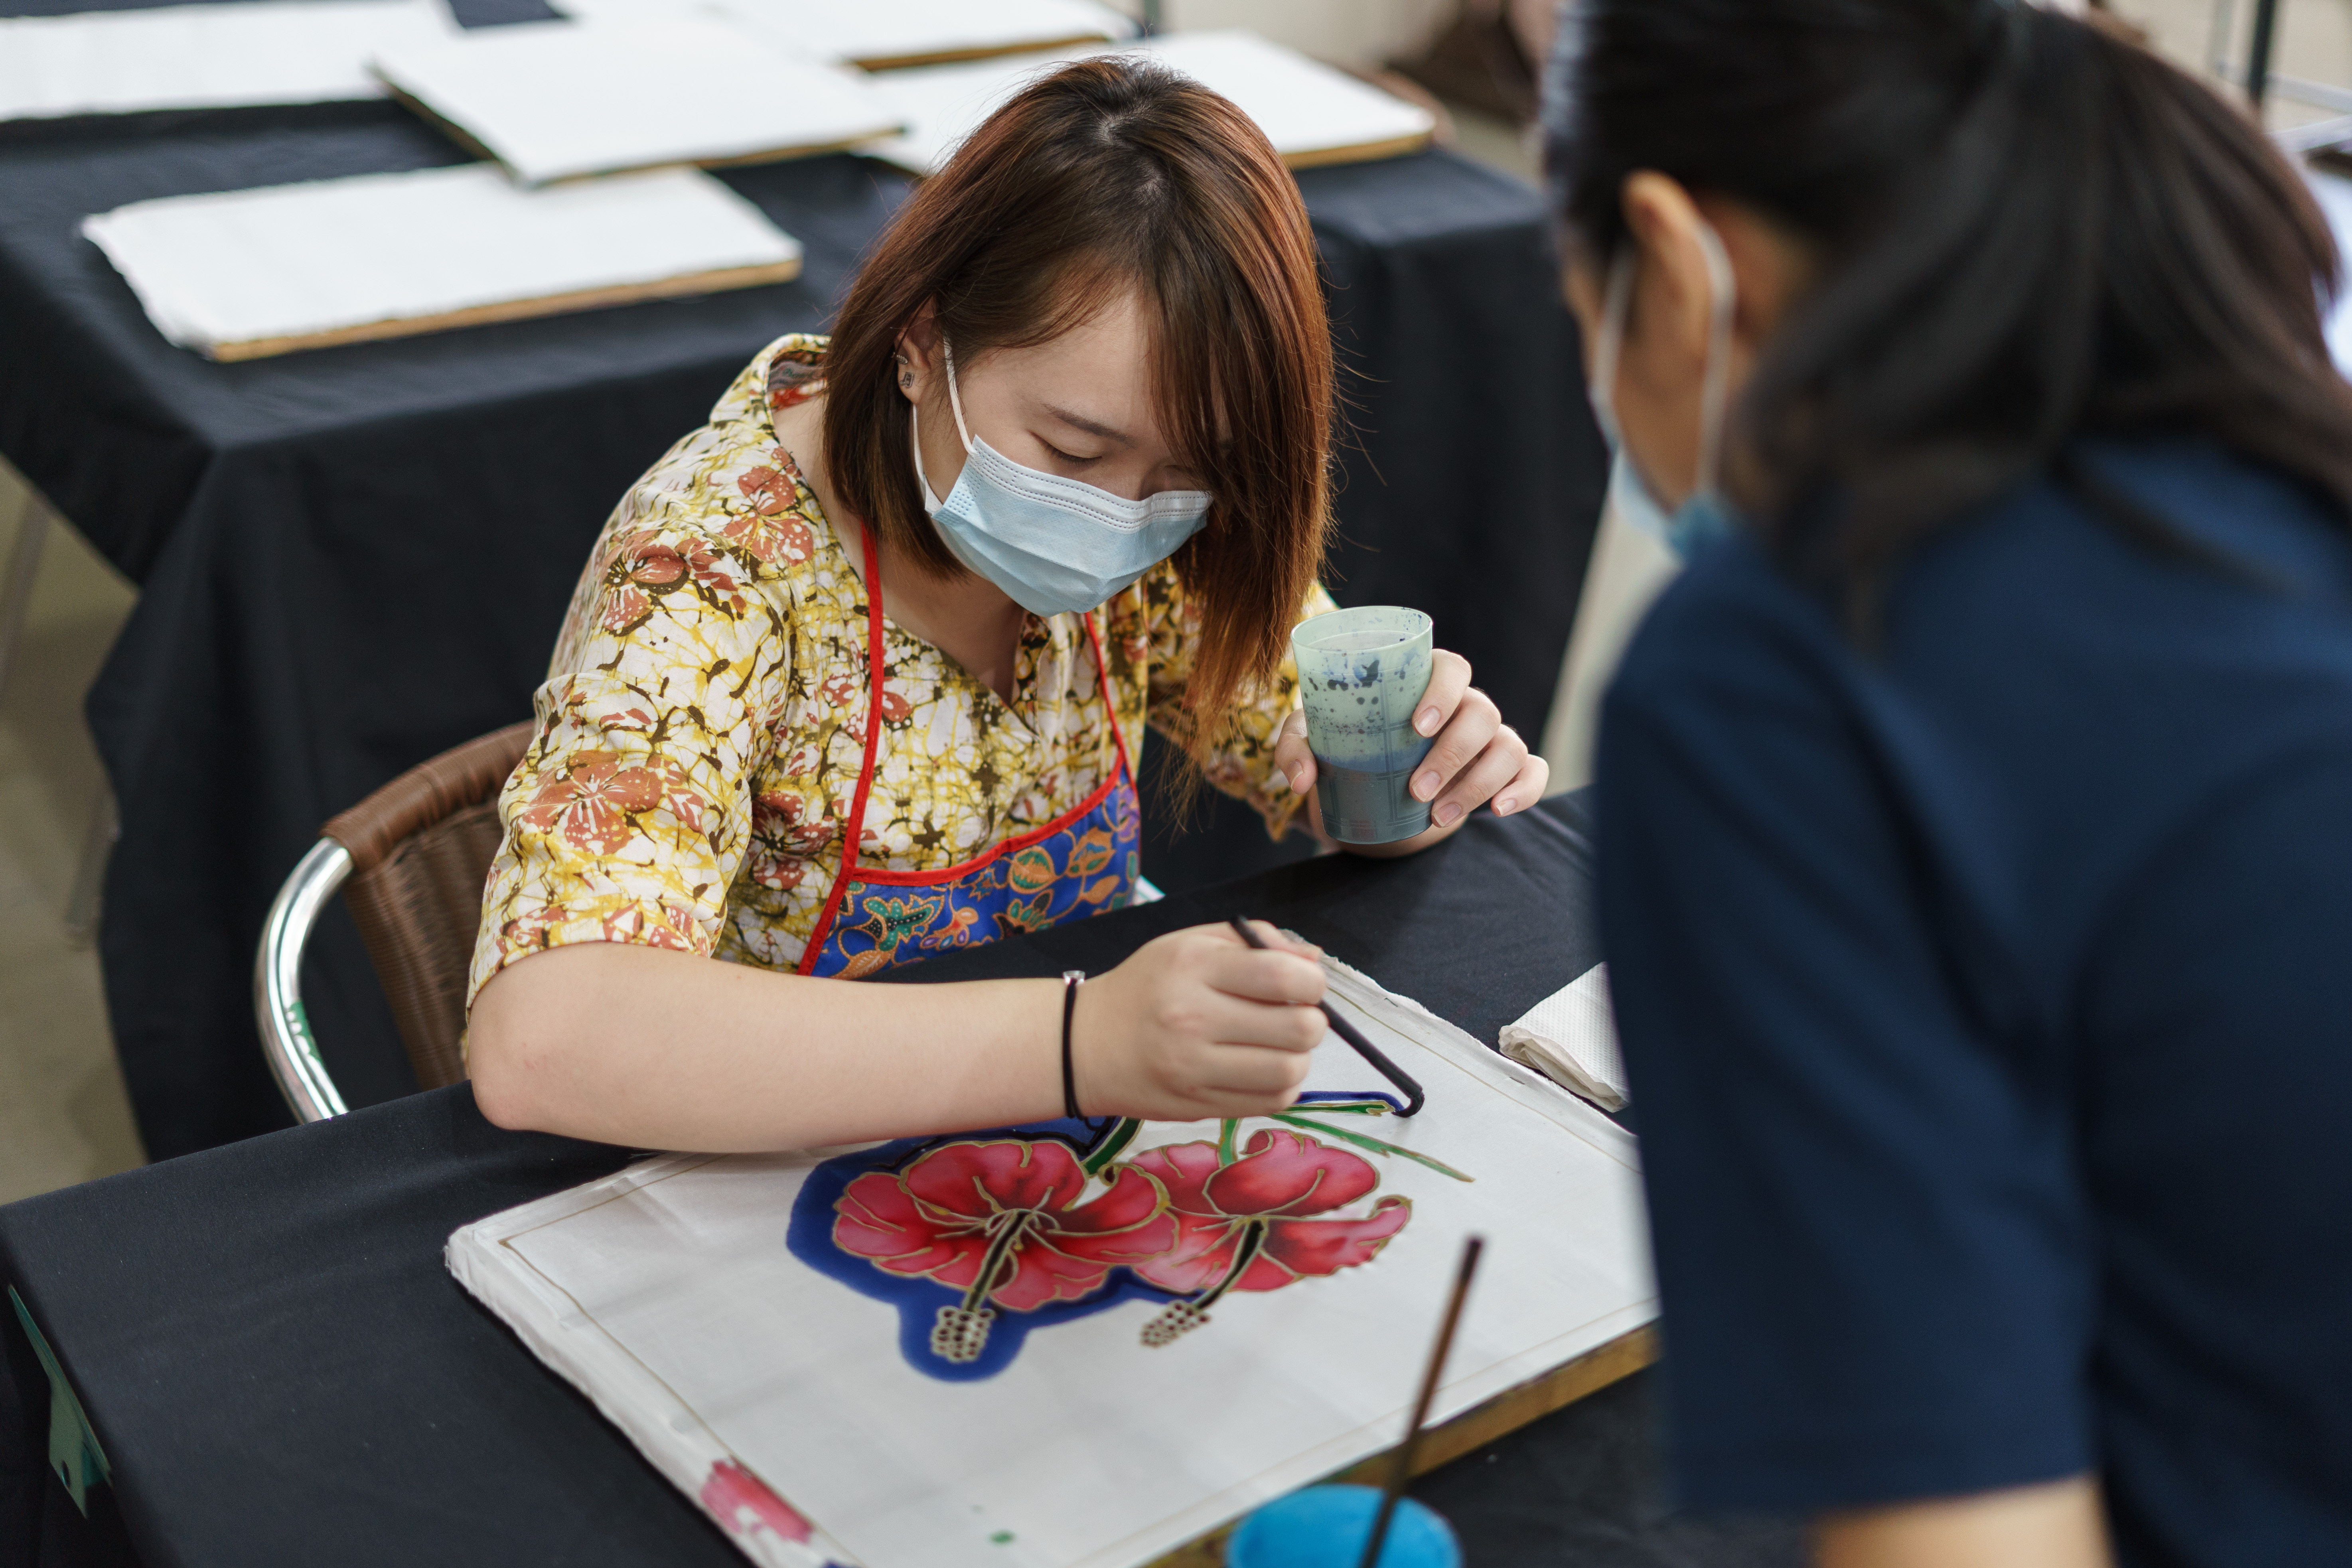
1552 1 2352 1564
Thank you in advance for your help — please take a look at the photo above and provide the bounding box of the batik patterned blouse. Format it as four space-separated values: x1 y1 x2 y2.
466 334 1331 1001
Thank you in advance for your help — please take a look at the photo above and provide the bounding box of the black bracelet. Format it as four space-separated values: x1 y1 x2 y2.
1060 970 1086 1119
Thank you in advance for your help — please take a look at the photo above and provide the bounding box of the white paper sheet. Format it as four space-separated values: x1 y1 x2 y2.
549 0 1135 69
449 957 1652 1568
83 163 801 357
858 29 1436 176
1499 963 1628 1112
0 0 451 121
370 16 904 185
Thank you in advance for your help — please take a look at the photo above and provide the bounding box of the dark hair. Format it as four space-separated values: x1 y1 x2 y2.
825 56 1334 753
1546 0 2352 610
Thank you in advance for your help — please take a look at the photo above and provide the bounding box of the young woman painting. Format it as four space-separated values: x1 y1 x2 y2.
464 58 1544 1154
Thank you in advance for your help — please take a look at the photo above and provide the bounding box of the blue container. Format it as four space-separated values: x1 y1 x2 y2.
1225 1484 1461 1568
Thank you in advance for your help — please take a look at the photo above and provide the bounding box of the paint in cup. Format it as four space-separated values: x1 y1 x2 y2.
1225 1484 1461 1568
1292 606 1436 845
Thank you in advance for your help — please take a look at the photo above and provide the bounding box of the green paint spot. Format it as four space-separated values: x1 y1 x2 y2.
9 1287 110 1517
991 1530 1016 1544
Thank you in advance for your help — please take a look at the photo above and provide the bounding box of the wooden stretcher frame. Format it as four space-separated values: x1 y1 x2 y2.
848 30 1123 73
1146 1324 1660 1566
203 255 804 361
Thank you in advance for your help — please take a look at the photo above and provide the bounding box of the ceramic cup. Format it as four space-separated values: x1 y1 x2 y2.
1291 606 1437 845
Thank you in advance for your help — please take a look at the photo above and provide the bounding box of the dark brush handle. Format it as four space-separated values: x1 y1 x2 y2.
1227 916 1426 1118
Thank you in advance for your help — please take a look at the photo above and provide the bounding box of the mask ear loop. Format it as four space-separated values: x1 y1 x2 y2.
940 336 976 455
1689 219 1737 501
910 404 943 514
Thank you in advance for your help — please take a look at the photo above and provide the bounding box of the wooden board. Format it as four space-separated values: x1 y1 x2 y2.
860 32 1438 179
1144 1325 1659 1567
448 952 1654 1568
370 18 905 186
84 163 804 362
848 32 1119 72
207 255 803 361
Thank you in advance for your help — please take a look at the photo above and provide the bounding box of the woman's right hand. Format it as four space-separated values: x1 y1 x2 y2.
1071 920 1330 1121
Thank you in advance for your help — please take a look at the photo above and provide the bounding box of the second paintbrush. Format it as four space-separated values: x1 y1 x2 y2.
1227 915 1426 1117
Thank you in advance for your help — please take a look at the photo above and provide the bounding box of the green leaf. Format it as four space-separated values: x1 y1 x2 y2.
1271 1115 1475 1183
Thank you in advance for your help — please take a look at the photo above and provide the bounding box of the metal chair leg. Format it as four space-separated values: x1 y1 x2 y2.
0 489 50 705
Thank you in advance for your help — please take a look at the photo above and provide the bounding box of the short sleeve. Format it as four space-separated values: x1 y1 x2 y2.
1592 562 2095 1512
1133 566 1336 840
467 517 791 1007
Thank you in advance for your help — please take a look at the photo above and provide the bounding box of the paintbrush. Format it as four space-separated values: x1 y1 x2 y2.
1227 916 1425 1116
1359 1234 1483 1568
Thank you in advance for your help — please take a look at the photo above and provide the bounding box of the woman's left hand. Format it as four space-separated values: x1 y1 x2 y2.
1272 648 1548 852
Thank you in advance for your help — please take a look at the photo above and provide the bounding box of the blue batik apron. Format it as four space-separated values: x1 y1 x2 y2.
796 531 1141 980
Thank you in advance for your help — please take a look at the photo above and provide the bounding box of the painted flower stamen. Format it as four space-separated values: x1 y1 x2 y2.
930 1211 1038 1362
1140 1217 1266 1346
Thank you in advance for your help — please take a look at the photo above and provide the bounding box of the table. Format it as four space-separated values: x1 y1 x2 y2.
0 25 1608 1161
0 795 1799 1568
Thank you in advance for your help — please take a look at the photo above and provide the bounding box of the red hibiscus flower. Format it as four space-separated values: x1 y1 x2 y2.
1126 1129 1410 1344
835 1139 1175 1362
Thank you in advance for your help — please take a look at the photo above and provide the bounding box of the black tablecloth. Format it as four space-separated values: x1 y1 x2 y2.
0 24 1605 1161
0 794 1798 1568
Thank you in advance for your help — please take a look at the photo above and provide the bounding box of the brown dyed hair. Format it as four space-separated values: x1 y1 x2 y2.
823 55 1334 755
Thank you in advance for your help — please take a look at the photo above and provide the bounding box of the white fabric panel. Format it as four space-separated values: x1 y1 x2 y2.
550 0 1137 68
859 29 1436 174
83 164 801 354
369 16 904 185
450 956 1651 1568
0 0 451 120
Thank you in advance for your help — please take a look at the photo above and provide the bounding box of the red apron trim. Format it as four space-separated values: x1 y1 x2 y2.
794 525 891 976
795 531 1133 972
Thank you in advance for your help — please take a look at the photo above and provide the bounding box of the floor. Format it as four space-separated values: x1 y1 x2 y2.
0 462 144 1203
1 0 2344 1205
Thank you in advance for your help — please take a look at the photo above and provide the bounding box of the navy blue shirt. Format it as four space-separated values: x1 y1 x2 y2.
1595 441 2352 1566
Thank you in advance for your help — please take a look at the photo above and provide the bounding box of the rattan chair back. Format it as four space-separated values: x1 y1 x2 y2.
323 722 534 1091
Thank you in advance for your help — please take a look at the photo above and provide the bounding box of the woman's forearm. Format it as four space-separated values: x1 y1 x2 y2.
468 943 1066 1152
1814 1477 2111 1568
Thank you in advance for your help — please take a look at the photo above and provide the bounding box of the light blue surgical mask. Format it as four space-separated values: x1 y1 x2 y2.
1586 218 1740 558
912 339 1212 617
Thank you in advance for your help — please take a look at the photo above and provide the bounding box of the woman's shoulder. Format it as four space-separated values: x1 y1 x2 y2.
708 332 831 428
610 334 842 576
547 336 846 669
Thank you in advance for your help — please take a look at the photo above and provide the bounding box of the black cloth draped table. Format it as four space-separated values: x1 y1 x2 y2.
0 794 1798 1568
0 4 1608 1161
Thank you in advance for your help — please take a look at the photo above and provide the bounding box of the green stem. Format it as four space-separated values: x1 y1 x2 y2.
1272 1114 1475 1183
1217 1118 1239 1165
1190 1218 1268 1311
956 1212 1036 1311
1080 1117 1142 1176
